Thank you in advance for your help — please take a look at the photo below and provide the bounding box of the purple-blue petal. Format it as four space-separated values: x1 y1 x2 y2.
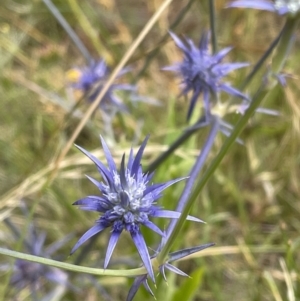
169 31 189 53
130 230 155 283
130 135 149 177
93 60 107 77
142 220 165 237
159 265 167 282
71 224 106 254
85 175 108 192
100 135 117 173
119 191 130 208
198 31 210 52
73 196 111 212
213 47 233 63
145 177 187 200
127 148 134 171
151 209 205 223
164 263 189 277
126 275 150 301
203 89 211 119
32 232 46 255
75 145 114 186
226 1 276 12
212 62 249 76
168 243 215 262
144 183 165 195
120 154 128 190
219 83 249 100
142 277 154 296
104 230 122 268
44 269 70 287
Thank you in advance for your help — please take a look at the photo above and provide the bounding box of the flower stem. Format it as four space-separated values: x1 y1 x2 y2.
171 117 219 220
158 48 290 262
158 16 297 256
157 116 219 262
271 17 299 74
208 0 217 53
0 247 146 277
239 25 284 90
145 121 203 173
134 0 196 81
43 0 93 64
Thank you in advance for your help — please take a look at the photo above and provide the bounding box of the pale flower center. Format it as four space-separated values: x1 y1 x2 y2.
107 170 147 213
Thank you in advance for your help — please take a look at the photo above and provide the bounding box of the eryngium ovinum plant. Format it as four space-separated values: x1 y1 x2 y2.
1 1 299 300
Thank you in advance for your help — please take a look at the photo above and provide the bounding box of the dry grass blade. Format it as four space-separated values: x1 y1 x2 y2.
1 144 196 210
264 271 283 301
49 0 175 183
67 0 113 63
279 258 295 301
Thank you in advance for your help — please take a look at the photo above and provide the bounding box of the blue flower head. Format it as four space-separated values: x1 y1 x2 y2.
164 32 249 121
227 0 300 16
67 59 135 112
71 136 202 282
8 225 68 293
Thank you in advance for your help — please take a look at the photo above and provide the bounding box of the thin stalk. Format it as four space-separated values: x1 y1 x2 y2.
157 117 219 261
50 0 175 184
208 0 217 53
145 119 204 173
0 247 146 277
239 26 284 90
271 17 299 74
43 0 93 64
67 0 113 63
157 84 266 263
158 117 220 263
134 0 196 81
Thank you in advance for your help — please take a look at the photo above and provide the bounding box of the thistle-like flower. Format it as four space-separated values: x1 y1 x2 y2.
67 59 135 112
3 221 70 297
164 32 249 121
227 0 300 16
71 136 202 282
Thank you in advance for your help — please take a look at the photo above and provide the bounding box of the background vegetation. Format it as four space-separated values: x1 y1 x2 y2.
0 0 299 300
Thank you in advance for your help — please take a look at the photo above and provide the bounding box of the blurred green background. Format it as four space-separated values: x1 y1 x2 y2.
0 0 299 300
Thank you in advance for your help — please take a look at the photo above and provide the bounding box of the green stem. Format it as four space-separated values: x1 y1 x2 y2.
43 0 93 64
208 0 217 53
157 85 266 263
271 17 299 74
145 122 201 173
134 0 196 81
157 118 219 262
239 26 283 90
0 247 146 277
